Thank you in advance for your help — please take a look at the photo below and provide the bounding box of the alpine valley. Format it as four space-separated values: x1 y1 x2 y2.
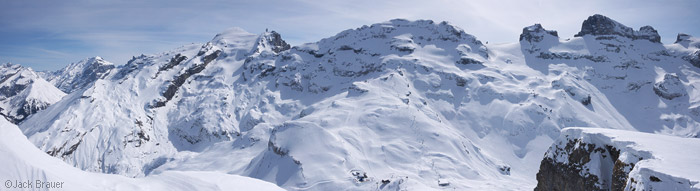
2 14 699 190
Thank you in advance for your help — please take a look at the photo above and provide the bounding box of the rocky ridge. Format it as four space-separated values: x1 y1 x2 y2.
536 127 700 191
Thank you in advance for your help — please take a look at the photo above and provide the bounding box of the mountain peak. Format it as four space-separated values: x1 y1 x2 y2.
45 56 116 93
310 18 487 59
637 25 661 43
575 14 660 43
69 56 112 68
382 19 474 40
675 33 700 49
353 19 479 43
252 30 291 54
1 62 22 70
575 14 632 37
85 56 109 64
210 27 258 49
0 63 64 124
214 27 252 38
520 23 559 42
676 33 692 44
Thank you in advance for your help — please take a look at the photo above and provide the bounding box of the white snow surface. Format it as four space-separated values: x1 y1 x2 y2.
14 16 700 190
0 118 285 191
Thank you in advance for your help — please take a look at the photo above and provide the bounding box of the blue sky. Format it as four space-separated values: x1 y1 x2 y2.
1 0 698 71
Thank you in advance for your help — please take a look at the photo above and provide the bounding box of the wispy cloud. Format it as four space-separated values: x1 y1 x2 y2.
1 0 698 70
29 47 72 58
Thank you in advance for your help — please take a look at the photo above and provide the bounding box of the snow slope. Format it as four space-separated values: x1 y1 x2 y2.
0 63 65 124
536 127 700 190
0 117 284 191
17 15 700 190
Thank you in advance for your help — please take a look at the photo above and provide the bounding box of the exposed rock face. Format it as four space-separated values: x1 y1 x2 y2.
519 24 562 55
249 30 291 55
152 49 221 108
672 34 700 68
653 73 686 100
685 50 700 68
520 24 558 42
675 33 700 50
575 14 632 37
266 31 291 53
676 33 691 44
535 139 622 191
575 14 661 43
536 128 700 191
637 26 662 43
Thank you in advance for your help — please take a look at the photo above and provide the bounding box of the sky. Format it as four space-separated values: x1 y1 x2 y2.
1 0 698 71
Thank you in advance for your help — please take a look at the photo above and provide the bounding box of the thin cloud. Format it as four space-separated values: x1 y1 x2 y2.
29 48 72 58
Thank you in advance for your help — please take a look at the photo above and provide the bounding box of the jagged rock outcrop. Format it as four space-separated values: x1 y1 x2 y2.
575 14 661 43
536 128 700 191
653 73 687 100
254 31 291 54
677 33 700 68
676 33 692 44
152 49 221 108
686 50 700 68
637 26 661 43
520 24 558 43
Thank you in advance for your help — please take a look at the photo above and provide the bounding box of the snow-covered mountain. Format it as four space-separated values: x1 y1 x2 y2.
519 14 700 137
0 56 113 124
0 63 65 124
17 14 700 190
41 56 116 93
0 117 284 191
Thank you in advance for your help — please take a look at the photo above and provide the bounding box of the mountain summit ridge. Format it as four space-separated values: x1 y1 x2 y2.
42 56 115 93
575 14 661 43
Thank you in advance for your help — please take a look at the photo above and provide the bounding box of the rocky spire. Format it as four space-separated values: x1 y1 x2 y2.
250 30 291 55
637 25 661 43
519 24 559 43
267 31 291 53
675 33 692 44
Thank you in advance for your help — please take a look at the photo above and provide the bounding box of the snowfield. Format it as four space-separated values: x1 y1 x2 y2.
1 14 698 190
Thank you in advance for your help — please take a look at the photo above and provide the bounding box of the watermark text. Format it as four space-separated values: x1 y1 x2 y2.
4 179 64 189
